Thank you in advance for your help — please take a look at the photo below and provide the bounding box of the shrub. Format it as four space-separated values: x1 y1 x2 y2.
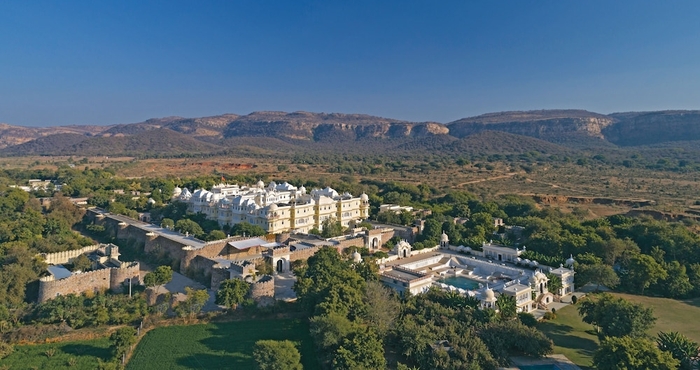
543 312 557 320
571 295 578 304
0 342 13 359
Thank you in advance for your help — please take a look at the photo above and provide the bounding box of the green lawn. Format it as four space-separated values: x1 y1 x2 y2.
0 338 112 370
538 305 599 369
127 318 320 370
538 294 700 369
613 293 700 343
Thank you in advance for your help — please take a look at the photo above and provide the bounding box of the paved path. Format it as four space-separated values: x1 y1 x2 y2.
274 271 297 301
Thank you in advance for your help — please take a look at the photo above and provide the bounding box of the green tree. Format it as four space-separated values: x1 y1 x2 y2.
230 222 267 237
144 265 173 295
576 263 620 291
215 279 250 309
623 254 668 294
71 254 92 272
160 218 174 229
332 329 386 370
657 331 699 370
593 336 679 370
253 340 303 370
362 281 400 336
320 218 344 238
175 219 204 238
578 294 656 338
546 273 563 296
496 294 516 320
176 287 209 318
207 229 226 241
109 326 137 361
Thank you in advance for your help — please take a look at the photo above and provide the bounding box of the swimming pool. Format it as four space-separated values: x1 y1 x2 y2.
439 276 482 290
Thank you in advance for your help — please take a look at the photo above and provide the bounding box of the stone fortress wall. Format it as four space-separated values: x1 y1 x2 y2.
40 244 105 265
248 275 274 305
37 262 140 303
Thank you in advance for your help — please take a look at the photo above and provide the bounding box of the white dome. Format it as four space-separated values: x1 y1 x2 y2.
566 255 576 266
441 232 449 242
360 193 369 201
530 260 539 267
299 186 307 194
268 203 278 212
534 271 547 280
482 287 496 301
352 250 362 263
256 180 265 188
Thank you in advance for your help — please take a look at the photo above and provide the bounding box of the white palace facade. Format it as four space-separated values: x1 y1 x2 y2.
174 181 369 234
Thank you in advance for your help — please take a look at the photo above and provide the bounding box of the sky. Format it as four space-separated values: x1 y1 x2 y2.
1 1 700 127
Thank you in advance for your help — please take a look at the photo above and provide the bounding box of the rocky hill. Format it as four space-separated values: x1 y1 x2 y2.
3 109 700 157
604 111 700 146
447 110 615 145
223 111 449 141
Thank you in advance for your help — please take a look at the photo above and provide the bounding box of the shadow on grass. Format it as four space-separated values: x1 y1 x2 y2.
537 322 574 336
176 353 252 370
60 343 112 360
681 297 700 309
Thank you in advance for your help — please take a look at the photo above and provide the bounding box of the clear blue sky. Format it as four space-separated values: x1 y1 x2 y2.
1 1 699 126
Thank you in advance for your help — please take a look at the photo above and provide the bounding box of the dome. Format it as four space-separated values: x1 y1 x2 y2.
360 193 369 201
482 286 496 302
299 186 307 194
441 232 449 242
352 250 362 263
256 180 265 188
268 203 278 212
535 271 547 280
566 254 576 266
530 260 539 267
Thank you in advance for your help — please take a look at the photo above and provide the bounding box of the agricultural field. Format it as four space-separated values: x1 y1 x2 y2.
0 338 112 370
127 318 320 370
539 293 700 369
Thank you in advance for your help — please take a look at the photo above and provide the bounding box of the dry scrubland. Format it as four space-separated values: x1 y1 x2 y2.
5 155 700 215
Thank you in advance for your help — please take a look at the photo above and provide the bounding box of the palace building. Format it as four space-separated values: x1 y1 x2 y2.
176 181 369 234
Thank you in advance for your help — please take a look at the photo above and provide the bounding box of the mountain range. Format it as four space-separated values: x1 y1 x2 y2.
2 109 700 157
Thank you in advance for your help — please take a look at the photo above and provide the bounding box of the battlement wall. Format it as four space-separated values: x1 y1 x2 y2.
39 244 105 265
37 262 140 303
249 275 274 305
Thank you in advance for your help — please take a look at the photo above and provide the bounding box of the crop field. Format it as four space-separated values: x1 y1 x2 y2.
127 318 320 370
0 338 112 370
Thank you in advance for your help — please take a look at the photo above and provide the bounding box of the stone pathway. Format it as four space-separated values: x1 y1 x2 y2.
274 271 297 301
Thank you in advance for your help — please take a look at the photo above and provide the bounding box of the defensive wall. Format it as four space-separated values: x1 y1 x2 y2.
37 262 140 303
39 244 107 265
249 275 275 306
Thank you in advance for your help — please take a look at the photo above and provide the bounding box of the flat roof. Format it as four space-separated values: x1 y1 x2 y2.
48 265 72 279
382 269 424 282
228 238 269 250
501 283 531 294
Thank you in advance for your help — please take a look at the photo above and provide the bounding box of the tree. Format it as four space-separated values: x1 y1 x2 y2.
576 263 620 291
320 218 344 238
144 265 173 295
109 326 137 361
593 336 679 370
215 279 250 309
578 294 656 338
175 219 204 237
657 331 699 370
253 340 303 370
176 287 209 318
518 312 538 327
495 294 516 320
363 281 400 336
161 218 174 229
207 229 226 241
545 273 563 296
71 254 92 272
230 222 267 237
623 254 668 294
332 329 386 370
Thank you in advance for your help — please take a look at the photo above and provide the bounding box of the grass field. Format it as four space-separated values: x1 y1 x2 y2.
538 305 598 369
127 318 320 370
613 293 700 343
538 294 700 369
0 338 112 369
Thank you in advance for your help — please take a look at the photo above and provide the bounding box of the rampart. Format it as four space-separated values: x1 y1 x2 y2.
39 244 107 265
37 262 140 303
249 275 275 306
